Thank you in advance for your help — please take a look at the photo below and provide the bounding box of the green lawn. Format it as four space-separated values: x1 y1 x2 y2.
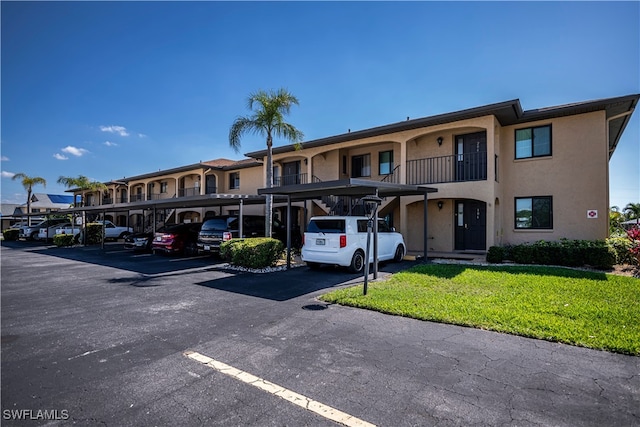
320 264 640 355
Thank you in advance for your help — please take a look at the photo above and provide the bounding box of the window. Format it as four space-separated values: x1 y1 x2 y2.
160 182 168 193
229 172 240 190
379 151 394 175
515 125 551 159
515 196 553 229
351 154 371 178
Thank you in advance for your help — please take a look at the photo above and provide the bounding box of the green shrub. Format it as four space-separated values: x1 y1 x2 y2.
2 228 19 241
499 239 615 270
84 223 104 245
53 234 75 247
220 237 284 269
486 246 505 263
607 236 636 265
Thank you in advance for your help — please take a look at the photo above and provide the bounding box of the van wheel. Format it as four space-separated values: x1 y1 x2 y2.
394 245 405 262
349 250 365 273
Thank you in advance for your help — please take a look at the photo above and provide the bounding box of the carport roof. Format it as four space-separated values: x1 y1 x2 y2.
257 178 437 201
58 193 288 214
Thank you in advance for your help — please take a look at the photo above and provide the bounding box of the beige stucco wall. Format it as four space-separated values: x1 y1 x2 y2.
500 111 609 245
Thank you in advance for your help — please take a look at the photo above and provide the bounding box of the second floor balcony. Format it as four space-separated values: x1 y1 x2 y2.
407 152 489 185
274 173 308 187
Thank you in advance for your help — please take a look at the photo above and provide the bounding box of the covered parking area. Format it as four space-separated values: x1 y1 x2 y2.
58 193 289 248
258 178 437 272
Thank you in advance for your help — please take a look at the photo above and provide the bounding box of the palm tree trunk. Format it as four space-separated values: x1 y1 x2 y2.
26 188 32 227
265 134 273 238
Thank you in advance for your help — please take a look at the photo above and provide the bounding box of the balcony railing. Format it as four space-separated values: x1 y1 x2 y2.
380 165 401 183
118 196 128 204
130 193 145 202
205 186 217 194
274 173 308 187
102 198 113 205
178 187 200 197
407 152 487 185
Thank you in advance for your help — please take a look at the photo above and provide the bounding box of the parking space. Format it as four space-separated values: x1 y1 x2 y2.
2 241 638 426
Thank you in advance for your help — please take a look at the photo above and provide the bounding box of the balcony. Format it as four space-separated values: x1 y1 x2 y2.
407 152 488 185
178 187 200 197
274 173 308 187
130 193 146 202
102 197 113 205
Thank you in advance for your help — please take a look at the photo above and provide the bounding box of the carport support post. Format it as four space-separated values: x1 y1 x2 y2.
423 193 428 261
286 195 291 269
239 199 244 238
101 211 105 250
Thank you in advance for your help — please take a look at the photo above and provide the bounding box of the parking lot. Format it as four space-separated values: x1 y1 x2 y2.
2 240 639 426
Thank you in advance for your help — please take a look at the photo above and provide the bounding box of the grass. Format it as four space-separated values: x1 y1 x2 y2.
320 264 640 355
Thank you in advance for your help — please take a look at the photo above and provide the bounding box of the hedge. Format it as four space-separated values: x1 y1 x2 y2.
486 239 615 270
220 237 284 269
2 228 19 241
53 234 75 247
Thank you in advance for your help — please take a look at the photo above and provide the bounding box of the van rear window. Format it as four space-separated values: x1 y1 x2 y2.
307 219 345 233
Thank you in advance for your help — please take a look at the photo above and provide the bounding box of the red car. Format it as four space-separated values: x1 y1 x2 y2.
151 222 202 256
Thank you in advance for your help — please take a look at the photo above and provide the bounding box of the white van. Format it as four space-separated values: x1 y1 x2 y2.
301 216 405 273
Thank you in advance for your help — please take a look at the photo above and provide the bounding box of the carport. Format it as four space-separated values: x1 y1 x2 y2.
258 178 437 272
59 193 289 249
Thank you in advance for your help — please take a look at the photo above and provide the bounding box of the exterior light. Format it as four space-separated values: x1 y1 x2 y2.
437 136 443 146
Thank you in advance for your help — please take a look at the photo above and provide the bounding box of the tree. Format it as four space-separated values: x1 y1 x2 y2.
624 202 640 223
57 175 107 208
229 88 304 237
12 173 47 226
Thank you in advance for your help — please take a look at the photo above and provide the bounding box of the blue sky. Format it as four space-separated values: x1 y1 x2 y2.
1 1 638 209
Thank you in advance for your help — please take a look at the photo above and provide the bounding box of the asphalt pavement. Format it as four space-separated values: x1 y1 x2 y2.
1 240 638 426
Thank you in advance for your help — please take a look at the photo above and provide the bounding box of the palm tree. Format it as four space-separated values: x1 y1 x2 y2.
12 173 47 226
57 175 107 207
624 202 640 224
229 88 304 237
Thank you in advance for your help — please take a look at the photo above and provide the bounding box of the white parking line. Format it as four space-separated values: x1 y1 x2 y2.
184 351 376 427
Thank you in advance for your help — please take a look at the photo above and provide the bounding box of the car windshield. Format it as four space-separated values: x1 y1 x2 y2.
201 219 229 231
307 219 346 233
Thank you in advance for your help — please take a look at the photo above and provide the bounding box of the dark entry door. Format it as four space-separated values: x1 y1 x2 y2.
455 132 487 181
455 200 486 250
282 161 301 186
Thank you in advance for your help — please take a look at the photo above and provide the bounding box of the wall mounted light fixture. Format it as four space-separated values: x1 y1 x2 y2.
437 201 444 210
304 158 308 165
437 136 443 146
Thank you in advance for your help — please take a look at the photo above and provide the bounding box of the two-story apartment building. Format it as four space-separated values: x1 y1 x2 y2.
65 94 637 254
247 95 638 254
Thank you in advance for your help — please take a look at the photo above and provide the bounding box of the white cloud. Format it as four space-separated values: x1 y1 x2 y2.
61 146 89 157
1 156 8 161
100 125 129 137
138 133 147 138
104 141 118 147
1 171 15 178
54 153 69 160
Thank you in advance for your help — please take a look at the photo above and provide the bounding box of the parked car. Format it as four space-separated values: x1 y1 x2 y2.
152 222 202 256
301 216 406 273
197 215 292 255
55 220 133 240
19 218 69 240
123 231 154 252
37 222 71 241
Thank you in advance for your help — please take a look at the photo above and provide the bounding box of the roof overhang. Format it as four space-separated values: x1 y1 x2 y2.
257 178 437 202
57 193 287 214
246 94 639 160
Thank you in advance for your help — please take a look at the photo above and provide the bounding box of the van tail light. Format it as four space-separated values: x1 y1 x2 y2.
223 232 232 241
340 235 347 248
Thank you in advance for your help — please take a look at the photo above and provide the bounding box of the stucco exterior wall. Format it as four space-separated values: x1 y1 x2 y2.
500 111 609 244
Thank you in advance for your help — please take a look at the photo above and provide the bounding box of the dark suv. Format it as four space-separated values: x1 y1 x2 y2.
197 215 292 255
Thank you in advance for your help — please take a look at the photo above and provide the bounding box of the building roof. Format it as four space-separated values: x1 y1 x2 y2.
104 158 263 185
29 193 75 208
245 94 639 160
